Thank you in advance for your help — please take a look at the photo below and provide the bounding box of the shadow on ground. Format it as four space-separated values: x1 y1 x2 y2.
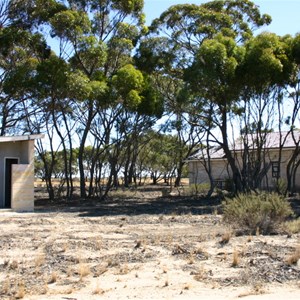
34 186 300 218
35 194 222 217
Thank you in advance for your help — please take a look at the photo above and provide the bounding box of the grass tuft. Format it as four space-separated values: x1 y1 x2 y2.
232 248 240 267
283 218 300 234
48 271 58 284
79 263 90 280
15 281 25 299
286 246 300 265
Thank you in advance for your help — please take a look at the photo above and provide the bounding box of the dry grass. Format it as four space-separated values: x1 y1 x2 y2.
220 231 232 245
283 218 300 234
118 264 130 275
193 266 207 281
10 260 18 270
15 281 25 299
79 264 90 279
48 271 58 284
2 277 10 295
164 279 169 287
286 246 300 265
238 283 266 298
94 239 102 250
134 240 142 249
35 254 45 268
232 248 240 267
92 283 105 295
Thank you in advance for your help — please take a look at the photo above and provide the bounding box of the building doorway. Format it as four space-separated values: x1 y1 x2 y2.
4 158 19 208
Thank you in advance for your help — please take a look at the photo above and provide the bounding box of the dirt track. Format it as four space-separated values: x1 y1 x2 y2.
0 190 299 299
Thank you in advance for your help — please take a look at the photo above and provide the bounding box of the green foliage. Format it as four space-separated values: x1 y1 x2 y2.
292 33 300 65
8 0 66 29
50 9 91 39
137 130 181 181
240 32 293 91
35 149 78 180
88 80 108 102
283 218 300 234
108 0 144 26
35 55 69 97
135 37 179 73
186 183 210 196
136 76 164 117
185 34 245 106
113 64 144 93
223 192 293 234
151 0 271 45
112 64 144 109
275 178 287 195
69 37 107 73
66 69 91 101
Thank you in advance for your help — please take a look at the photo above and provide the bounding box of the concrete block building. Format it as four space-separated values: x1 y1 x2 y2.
0 134 44 211
187 132 300 191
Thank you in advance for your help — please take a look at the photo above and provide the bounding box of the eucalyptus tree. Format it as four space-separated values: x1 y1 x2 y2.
135 33 206 187
32 54 83 199
138 0 271 192
0 21 51 136
283 33 300 193
103 66 163 190
7 0 150 198
136 130 179 185
234 32 295 191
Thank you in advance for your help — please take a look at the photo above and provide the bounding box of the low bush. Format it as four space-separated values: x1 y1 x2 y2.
222 192 293 234
185 183 210 196
283 218 300 234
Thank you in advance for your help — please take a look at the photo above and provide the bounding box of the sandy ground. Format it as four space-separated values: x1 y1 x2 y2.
0 190 299 299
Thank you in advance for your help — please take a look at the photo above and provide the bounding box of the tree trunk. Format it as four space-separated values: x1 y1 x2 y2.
78 103 95 198
220 107 243 193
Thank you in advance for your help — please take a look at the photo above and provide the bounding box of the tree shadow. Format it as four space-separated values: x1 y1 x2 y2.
34 187 300 218
35 195 223 217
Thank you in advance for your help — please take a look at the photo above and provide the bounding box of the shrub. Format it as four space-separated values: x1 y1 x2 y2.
222 192 293 234
283 218 300 234
186 183 210 196
274 178 287 195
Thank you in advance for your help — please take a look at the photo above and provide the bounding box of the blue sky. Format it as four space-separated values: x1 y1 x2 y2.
144 0 300 36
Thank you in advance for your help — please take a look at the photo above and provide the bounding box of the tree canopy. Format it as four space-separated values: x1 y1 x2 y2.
1 0 300 198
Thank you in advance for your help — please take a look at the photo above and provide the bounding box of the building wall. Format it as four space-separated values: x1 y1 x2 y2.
11 164 34 211
261 149 300 190
0 140 35 210
188 159 230 185
188 148 300 191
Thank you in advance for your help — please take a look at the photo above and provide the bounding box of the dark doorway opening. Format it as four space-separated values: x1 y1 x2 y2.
5 158 18 208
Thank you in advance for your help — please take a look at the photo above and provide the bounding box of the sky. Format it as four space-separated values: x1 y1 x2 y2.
144 0 300 36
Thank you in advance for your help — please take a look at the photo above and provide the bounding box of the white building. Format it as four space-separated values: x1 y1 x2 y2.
0 134 44 211
188 132 300 191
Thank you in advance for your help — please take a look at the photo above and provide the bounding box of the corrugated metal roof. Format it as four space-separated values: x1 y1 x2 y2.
234 131 300 150
188 131 300 161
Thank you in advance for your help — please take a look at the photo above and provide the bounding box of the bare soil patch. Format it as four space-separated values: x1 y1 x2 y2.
0 188 299 299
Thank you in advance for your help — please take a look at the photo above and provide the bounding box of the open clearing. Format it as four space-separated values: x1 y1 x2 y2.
0 188 299 299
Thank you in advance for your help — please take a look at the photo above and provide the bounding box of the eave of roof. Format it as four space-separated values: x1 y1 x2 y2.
0 134 45 143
